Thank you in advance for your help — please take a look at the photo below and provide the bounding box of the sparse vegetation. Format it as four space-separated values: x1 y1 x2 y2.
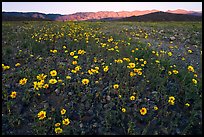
2 21 202 135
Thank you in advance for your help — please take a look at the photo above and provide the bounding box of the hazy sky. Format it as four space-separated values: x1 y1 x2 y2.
2 2 202 15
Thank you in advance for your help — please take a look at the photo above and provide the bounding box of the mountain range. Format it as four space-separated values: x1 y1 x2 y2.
2 9 202 21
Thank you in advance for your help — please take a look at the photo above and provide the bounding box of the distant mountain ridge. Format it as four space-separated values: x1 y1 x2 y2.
117 11 202 22
2 9 202 21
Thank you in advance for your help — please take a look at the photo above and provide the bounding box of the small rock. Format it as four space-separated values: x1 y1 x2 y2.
106 95 111 101
170 36 176 41
79 123 83 128
159 30 164 33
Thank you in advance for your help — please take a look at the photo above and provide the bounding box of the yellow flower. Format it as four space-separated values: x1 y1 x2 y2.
33 81 43 90
155 60 160 63
169 96 175 101
113 84 119 89
194 74 197 77
53 50 57 53
168 100 175 105
168 52 172 56
55 127 63 134
140 107 147 115
58 79 63 83
72 61 77 65
103 66 109 72
43 84 49 89
121 108 126 113
82 79 90 85
144 61 147 64
55 123 61 127
66 76 71 80
62 118 70 125
130 96 135 101
71 70 77 73
130 72 136 77
192 78 197 84
168 96 175 105
50 70 57 76
10 91 17 99
127 63 135 69
188 49 192 53
63 45 66 49
95 66 99 70
172 70 179 74
49 79 57 84
188 65 194 72
181 57 185 61
37 111 46 120
19 78 28 85
61 108 66 115
154 106 158 110
73 56 78 59
168 71 172 75
70 52 75 56
15 63 21 67
37 73 47 80
137 71 142 75
185 103 190 107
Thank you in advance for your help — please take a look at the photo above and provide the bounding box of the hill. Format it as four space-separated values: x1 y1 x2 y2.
117 11 202 22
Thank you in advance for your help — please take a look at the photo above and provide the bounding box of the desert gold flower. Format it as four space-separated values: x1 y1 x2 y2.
130 96 135 101
168 52 172 56
50 70 57 76
58 79 63 83
19 78 28 85
15 63 21 67
10 91 17 99
168 71 172 75
155 60 160 63
144 61 147 64
168 100 175 105
188 65 194 72
172 70 179 74
113 84 119 89
127 63 136 69
70 52 74 56
168 96 175 105
55 123 61 127
169 96 175 101
82 79 90 85
103 66 109 72
72 61 77 65
33 81 43 90
121 108 126 113
49 79 57 84
140 107 147 115
37 73 47 80
130 72 136 77
55 127 63 134
62 118 70 125
154 106 158 110
61 108 66 115
43 84 49 89
185 103 190 107
188 49 192 53
37 111 46 120
192 78 197 84
66 76 71 80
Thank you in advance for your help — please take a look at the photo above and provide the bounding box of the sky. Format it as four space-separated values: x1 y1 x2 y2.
2 2 202 15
